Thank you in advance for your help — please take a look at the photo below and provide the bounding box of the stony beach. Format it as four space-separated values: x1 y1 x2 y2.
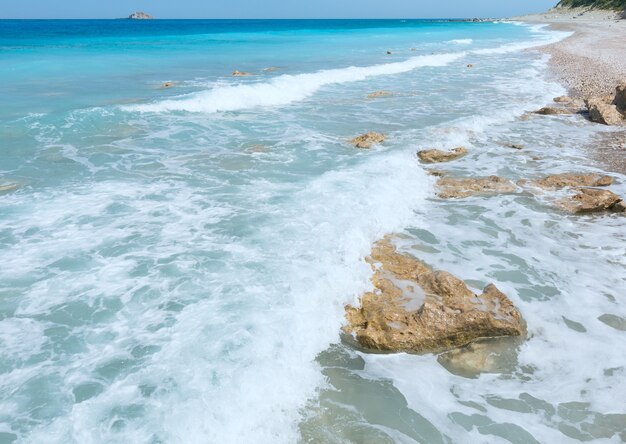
517 7 626 173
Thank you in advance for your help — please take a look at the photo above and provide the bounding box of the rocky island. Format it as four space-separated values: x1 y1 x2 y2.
128 11 154 20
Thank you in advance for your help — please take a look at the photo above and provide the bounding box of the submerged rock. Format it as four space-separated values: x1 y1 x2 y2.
557 188 626 214
161 82 175 88
262 67 280 72
343 239 525 354
499 141 524 150
417 146 467 163
349 132 386 149
467 64 474 69
520 172 613 190
436 176 517 199
586 98 624 125
367 91 392 99
232 70 252 77
437 337 522 378
0 183 18 193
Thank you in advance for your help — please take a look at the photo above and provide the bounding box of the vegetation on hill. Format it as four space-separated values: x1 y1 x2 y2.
556 0 625 9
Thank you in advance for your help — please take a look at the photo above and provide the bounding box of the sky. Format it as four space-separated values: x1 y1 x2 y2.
1 0 559 19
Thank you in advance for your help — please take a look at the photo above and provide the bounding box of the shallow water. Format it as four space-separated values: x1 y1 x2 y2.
0 19 624 444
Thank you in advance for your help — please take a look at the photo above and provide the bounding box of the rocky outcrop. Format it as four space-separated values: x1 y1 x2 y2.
436 176 517 199
557 188 626 214
417 147 467 163
232 70 252 77
520 172 613 190
128 12 153 19
349 132 386 149
343 239 525 354
585 98 624 125
367 91 392 99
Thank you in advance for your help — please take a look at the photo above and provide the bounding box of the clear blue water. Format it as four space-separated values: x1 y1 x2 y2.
1 19 625 444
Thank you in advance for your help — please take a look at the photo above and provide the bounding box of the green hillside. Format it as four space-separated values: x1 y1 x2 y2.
556 0 625 9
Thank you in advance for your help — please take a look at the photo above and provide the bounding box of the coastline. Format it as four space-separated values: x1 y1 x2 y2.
516 8 626 173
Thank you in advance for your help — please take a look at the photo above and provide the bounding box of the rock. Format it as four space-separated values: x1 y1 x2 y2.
349 132 386 149
520 172 613 190
427 170 447 177
534 106 577 115
612 83 626 113
161 82 174 89
343 239 525 354
554 96 572 103
387 50 392 55
0 183 18 193
436 176 517 199
128 12 153 19
367 91 392 99
557 188 626 214
467 64 474 68
232 70 252 77
585 98 624 125
417 147 467 163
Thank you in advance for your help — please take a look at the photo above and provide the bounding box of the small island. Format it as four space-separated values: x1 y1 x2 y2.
128 11 154 20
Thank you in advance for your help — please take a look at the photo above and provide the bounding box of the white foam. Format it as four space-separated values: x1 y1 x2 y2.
124 52 466 114
449 38 473 45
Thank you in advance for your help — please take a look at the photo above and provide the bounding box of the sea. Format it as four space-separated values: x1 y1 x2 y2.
0 19 625 444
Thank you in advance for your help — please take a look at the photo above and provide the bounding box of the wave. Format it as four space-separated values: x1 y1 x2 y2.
448 38 473 45
123 52 466 114
124 24 569 115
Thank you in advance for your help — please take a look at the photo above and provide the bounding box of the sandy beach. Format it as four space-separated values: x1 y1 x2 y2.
517 7 626 173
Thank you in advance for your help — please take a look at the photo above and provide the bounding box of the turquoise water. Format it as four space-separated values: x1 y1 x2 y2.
1 19 625 443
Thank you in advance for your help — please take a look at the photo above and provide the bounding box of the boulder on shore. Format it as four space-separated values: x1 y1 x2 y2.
585 98 624 125
557 188 626 214
343 239 525 354
436 175 517 199
519 172 613 190
417 146 467 163
349 132 386 149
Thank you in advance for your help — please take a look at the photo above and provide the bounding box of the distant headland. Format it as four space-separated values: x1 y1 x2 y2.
128 12 154 20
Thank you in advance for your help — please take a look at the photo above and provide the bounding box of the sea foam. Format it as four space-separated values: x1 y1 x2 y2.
124 52 466 114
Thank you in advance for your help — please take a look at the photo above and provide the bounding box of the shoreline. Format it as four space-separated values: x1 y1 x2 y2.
516 8 626 174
